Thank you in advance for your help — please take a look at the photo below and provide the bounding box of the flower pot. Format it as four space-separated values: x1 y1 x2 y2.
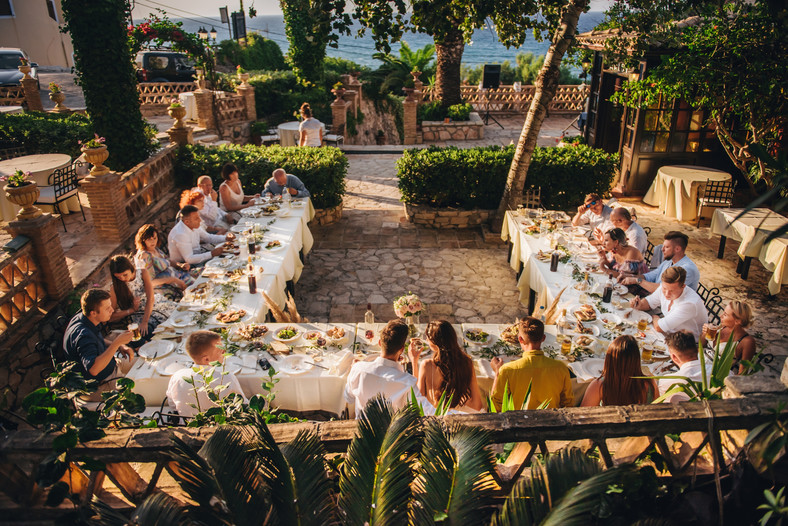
443 117 451 124
4 182 42 221
17 65 32 80
331 88 346 102
168 105 187 129
238 72 250 87
410 71 421 83
81 145 110 177
49 91 70 113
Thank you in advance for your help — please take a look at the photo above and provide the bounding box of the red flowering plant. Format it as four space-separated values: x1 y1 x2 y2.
79 134 106 150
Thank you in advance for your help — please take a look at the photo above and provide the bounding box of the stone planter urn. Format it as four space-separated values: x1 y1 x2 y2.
331 88 346 102
18 65 32 80
81 145 110 177
4 182 42 220
410 70 421 83
49 91 70 113
402 87 415 101
168 104 187 129
238 72 250 87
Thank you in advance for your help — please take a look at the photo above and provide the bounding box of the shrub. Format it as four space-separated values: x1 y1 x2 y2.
0 111 94 159
446 103 473 121
247 70 332 124
215 33 286 71
417 101 473 123
397 145 618 210
175 144 348 209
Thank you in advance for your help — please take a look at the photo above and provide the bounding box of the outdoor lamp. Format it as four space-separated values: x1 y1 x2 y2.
198 27 208 40
210 27 217 41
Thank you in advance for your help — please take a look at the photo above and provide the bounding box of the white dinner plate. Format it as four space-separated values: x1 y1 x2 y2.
598 313 622 326
568 304 599 322
569 323 601 337
138 340 175 360
574 357 605 380
155 354 194 376
624 310 651 324
169 311 196 328
231 224 253 234
206 257 235 269
463 328 492 346
272 327 301 343
275 354 314 375
264 242 285 252
215 308 252 325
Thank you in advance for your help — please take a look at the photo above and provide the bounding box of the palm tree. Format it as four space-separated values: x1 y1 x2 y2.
372 41 436 95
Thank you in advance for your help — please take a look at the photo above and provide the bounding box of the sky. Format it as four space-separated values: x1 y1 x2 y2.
131 0 613 20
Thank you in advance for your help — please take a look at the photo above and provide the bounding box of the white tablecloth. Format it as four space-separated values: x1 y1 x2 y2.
0 153 77 221
643 165 731 222
0 106 23 114
178 92 197 121
277 121 326 147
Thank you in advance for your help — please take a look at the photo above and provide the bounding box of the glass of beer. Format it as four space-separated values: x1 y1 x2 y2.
560 336 572 356
128 323 141 341
641 346 653 363
704 324 719 342
637 317 648 331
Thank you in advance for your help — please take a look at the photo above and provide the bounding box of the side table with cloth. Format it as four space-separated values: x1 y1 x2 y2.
177 92 197 121
277 121 326 147
0 153 77 221
0 106 23 115
643 165 731 222
710 207 788 294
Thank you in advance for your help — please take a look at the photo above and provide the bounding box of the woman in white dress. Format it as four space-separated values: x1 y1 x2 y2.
218 163 259 220
298 102 323 147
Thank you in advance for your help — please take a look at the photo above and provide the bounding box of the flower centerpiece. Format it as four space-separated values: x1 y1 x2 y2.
2 169 41 220
167 97 186 128
79 134 109 177
394 293 425 336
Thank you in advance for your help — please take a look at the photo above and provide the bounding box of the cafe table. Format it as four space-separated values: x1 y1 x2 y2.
276 121 326 147
643 165 731 222
0 153 76 221
710 207 788 294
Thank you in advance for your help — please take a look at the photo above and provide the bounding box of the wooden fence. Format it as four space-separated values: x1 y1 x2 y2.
0 86 25 107
422 84 589 114
1 394 785 519
137 82 196 106
0 240 47 341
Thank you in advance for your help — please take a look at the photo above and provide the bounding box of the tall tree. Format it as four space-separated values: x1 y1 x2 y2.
61 0 154 171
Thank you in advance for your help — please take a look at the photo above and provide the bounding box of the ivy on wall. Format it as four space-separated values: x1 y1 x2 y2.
61 0 156 171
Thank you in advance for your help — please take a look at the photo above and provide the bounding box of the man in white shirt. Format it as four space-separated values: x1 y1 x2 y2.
572 193 613 239
167 205 233 265
345 319 431 416
195 175 233 231
621 231 700 293
167 330 247 417
658 330 713 402
631 266 708 340
609 207 648 254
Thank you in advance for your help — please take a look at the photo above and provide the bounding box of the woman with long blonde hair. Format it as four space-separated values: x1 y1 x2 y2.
581 335 657 406
701 300 756 374
417 320 483 412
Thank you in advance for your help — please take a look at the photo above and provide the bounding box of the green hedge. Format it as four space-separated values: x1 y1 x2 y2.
247 70 334 124
417 101 473 123
0 111 94 159
175 144 348 209
397 144 619 210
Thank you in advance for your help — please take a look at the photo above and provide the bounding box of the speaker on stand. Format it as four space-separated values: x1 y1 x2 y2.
481 64 503 128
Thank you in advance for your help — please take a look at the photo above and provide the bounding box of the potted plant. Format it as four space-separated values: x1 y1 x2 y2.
1 169 41 220
402 78 416 101
331 82 345 101
48 82 69 113
79 134 109 176
250 121 269 146
410 69 422 84
17 56 32 79
167 97 187 128
375 129 385 145
236 65 250 86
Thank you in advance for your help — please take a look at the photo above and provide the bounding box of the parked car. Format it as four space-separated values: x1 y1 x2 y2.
0 48 38 87
135 51 195 83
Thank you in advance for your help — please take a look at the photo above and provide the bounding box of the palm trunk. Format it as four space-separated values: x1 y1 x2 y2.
492 0 589 232
434 29 464 107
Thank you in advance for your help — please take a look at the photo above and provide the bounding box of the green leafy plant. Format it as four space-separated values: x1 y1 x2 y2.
1 169 31 188
79 133 106 149
236 64 246 74
758 487 788 526
249 120 269 136
0 111 94 159
215 32 286 72
447 103 473 121
168 97 182 108
48 82 62 93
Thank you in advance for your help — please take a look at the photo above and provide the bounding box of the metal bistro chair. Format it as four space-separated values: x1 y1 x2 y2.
324 123 344 147
706 293 725 326
260 128 280 146
522 186 543 209
33 161 87 232
697 179 734 226
696 281 721 306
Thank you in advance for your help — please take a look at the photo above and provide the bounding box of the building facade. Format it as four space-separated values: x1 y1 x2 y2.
0 0 74 68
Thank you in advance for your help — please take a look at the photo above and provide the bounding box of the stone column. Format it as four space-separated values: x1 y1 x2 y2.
347 76 362 105
5 215 73 301
79 172 130 243
403 98 419 145
20 78 43 112
330 97 347 135
343 90 357 118
167 126 193 146
414 79 424 104
193 89 216 131
236 85 257 121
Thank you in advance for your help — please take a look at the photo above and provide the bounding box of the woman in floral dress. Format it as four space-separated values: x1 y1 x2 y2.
133 224 196 301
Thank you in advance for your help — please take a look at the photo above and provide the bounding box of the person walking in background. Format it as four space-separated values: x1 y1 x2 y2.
298 102 323 147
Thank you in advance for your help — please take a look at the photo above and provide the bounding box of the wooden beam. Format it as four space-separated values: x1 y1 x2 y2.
104 462 149 503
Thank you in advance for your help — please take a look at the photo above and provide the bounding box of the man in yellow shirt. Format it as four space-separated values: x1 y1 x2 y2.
490 317 574 410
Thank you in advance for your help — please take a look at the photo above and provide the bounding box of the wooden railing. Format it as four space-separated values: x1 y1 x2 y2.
120 144 177 224
214 92 248 141
422 84 590 114
137 82 196 106
0 86 25 107
0 240 47 341
1 394 785 518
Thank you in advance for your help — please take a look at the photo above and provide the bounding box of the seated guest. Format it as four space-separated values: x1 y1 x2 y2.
608 207 648 254
572 193 613 236
630 266 708 339
63 289 135 395
581 335 658 406
134 224 195 300
107 255 176 343
417 320 484 412
168 205 233 266
195 175 234 230
263 168 311 198
620 231 700 293
345 319 432 415
597 227 648 278
298 102 323 147
218 163 260 216
166 330 246 418
490 317 573 410
180 189 226 235
701 300 756 374
659 330 713 402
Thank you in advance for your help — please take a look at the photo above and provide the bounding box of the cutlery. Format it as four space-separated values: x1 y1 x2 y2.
305 361 329 370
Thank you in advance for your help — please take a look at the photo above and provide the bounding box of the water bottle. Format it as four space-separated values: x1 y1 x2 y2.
281 186 291 207
364 303 375 328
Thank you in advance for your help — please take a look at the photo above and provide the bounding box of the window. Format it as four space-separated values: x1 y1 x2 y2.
45 0 57 21
639 95 672 153
0 0 14 17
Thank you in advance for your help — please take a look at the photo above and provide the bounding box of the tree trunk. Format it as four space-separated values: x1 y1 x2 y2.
492 0 590 232
434 29 464 107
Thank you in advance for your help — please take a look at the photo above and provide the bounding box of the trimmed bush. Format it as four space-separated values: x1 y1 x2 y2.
397 144 618 210
215 33 286 72
417 101 473 123
0 111 94 159
175 144 348 209
247 70 333 124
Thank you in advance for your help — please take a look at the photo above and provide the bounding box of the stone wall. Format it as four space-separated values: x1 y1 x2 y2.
421 112 484 142
310 203 343 226
404 203 493 229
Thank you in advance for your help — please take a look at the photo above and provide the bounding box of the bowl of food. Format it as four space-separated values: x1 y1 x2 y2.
500 323 519 345
464 328 490 346
570 304 598 322
325 326 347 345
234 323 269 341
273 325 301 343
304 330 327 347
215 309 248 324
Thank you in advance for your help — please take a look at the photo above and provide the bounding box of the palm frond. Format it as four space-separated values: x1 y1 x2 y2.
492 448 602 526
131 493 191 525
338 396 422 526
278 430 336 526
167 434 228 516
411 421 497 525
262 291 290 322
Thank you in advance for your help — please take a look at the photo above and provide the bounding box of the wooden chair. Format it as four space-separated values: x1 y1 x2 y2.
33 161 86 232
522 186 542 209
324 123 344 147
697 179 734 226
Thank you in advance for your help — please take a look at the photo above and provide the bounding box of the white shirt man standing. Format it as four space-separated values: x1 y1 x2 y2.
167 205 233 265
631 266 708 340
658 330 713 403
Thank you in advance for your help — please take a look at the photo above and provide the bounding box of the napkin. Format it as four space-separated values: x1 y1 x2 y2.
330 350 354 376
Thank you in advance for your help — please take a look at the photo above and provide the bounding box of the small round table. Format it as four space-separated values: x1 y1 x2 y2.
643 165 731 222
0 153 74 221
276 121 326 147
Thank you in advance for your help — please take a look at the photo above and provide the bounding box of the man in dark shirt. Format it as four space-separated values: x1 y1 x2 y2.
64 289 134 389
